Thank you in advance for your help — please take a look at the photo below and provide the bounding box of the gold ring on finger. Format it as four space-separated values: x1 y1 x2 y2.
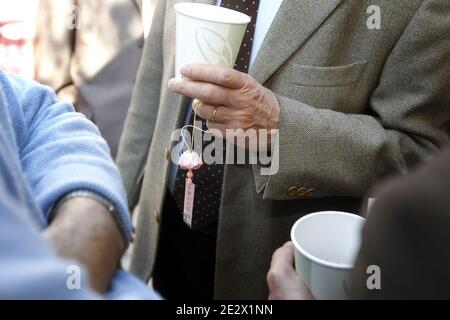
211 106 219 122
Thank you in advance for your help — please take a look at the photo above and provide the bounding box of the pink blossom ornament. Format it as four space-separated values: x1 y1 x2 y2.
178 150 203 171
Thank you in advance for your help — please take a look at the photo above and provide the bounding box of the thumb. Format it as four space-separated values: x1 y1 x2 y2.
270 241 296 273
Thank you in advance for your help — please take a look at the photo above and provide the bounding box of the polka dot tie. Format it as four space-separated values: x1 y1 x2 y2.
222 0 260 73
174 0 261 235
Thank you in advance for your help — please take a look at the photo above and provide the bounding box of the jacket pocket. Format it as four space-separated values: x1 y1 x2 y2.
290 61 368 87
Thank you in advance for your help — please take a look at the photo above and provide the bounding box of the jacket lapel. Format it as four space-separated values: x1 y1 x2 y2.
250 0 344 84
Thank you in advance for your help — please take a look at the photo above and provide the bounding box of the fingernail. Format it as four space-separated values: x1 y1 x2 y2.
180 65 190 77
168 78 176 91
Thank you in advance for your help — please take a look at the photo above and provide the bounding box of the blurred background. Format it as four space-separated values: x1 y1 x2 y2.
0 0 156 157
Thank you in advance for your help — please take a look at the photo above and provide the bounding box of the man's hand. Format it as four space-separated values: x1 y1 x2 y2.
43 197 126 294
168 63 280 149
267 242 315 300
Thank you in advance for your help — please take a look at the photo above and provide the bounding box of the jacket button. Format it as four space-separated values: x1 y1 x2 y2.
287 187 298 197
307 188 316 198
297 187 316 198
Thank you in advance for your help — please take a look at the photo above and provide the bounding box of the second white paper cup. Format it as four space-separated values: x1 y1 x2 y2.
291 211 366 300
174 3 251 77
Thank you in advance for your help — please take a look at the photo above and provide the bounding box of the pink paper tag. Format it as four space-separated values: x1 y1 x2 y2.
183 179 195 228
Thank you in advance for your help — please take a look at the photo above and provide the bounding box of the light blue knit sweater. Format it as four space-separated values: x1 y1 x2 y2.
0 71 161 299
0 71 132 240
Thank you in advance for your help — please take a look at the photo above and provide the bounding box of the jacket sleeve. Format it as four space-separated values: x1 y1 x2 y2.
116 0 167 210
254 0 450 200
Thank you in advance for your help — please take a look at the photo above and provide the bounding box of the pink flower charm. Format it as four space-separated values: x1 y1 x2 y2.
178 150 203 170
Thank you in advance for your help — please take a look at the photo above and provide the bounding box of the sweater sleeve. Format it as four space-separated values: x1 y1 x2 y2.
0 164 157 299
3 73 132 242
0 193 99 300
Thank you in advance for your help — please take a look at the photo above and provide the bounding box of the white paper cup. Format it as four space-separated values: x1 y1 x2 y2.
174 3 251 77
291 211 366 300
